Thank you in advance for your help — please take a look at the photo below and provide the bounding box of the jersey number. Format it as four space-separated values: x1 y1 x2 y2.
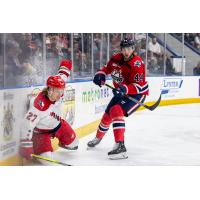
26 112 37 122
134 73 144 82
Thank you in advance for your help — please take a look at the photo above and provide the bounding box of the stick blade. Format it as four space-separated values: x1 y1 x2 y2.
148 94 162 111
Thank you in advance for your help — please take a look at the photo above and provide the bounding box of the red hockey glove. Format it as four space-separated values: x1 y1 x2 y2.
58 59 72 77
20 140 33 160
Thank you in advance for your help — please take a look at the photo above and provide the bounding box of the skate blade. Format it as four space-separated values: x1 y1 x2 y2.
108 152 128 160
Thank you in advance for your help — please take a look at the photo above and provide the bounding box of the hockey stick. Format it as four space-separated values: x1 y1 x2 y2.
31 154 72 166
105 83 161 111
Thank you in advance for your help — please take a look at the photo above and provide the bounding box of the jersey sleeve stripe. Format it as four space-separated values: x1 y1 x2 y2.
58 68 70 75
133 83 149 94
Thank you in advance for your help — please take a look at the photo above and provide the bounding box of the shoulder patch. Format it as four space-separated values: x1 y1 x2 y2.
33 92 52 111
134 60 142 67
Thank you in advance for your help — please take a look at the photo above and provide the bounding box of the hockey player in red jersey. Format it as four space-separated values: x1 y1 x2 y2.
87 38 149 159
20 60 78 165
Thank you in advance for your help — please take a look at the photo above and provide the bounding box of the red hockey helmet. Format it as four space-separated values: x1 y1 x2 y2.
59 59 72 70
46 75 65 89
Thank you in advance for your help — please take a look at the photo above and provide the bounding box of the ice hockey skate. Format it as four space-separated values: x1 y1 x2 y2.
59 143 78 150
87 137 102 148
58 138 79 151
108 141 128 160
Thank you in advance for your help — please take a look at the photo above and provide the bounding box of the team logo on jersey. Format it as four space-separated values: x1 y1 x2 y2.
3 103 15 141
111 69 124 83
134 60 141 67
38 100 44 108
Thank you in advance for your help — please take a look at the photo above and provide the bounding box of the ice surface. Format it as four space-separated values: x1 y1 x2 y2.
37 103 200 166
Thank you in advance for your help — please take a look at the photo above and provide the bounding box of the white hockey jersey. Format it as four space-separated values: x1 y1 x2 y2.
21 74 68 141
21 90 65 140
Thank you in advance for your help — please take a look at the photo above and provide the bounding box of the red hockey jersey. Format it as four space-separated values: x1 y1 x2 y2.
96 53 149 95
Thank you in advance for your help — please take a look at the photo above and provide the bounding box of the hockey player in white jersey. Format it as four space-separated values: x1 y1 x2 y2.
20 60 78 165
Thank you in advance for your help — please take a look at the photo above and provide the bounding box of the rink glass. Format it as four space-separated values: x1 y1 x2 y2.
1 33 199 89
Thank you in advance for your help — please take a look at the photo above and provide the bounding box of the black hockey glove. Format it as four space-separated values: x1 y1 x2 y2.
112 85 128 98
93 73 106 87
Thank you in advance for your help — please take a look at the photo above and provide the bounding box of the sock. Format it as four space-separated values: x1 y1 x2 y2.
96 112 112 138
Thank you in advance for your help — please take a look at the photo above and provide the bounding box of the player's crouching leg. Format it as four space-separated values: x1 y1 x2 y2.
56 120 79 150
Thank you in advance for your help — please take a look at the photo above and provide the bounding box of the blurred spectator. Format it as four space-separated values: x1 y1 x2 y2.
93 33 101 70
165 54 175 75
100 34 108 66
134 33 146 43
74 42 81 53
5 40 22 79
73 39 82 75
81 52 90 75
148 36 163 73
193 61 200 76
148 36 162 57
110 33 121 54
94 33 101 51
194 33 200 50
184 33 195 45
123 33 132 39
177 33 200 51
45 33 71 77
135 38 146 60
5 39 38 87
83 33 92 53
58 34 70 58
73 51 81 73
19 33 38 62
57 34 69 49
45 35 59 76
